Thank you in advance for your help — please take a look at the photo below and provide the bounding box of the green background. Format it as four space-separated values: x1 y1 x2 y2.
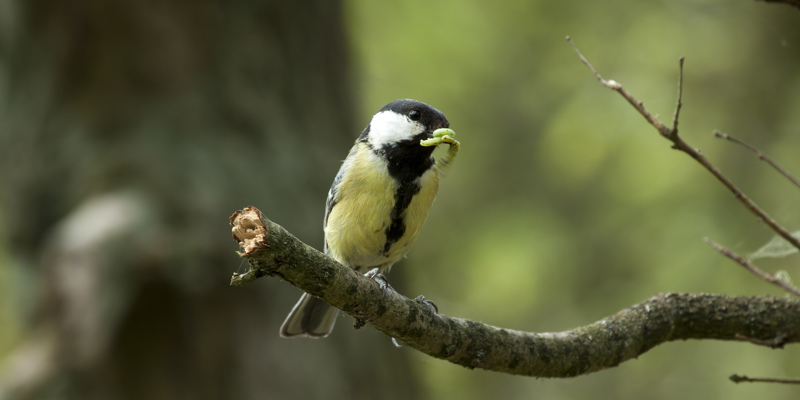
350 1 800 398
350 1 800 399
1 0 799 399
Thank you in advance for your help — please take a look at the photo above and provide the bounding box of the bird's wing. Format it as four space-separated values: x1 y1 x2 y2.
323 166 346 256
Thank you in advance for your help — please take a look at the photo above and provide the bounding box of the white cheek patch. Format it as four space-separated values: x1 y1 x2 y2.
367 110 424 148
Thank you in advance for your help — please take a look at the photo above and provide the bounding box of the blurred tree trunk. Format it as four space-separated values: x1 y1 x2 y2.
0 1 422 399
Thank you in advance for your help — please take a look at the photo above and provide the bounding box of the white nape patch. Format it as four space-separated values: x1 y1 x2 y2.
367 110 424 148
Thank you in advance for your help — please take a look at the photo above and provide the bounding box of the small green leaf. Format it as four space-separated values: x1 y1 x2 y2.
749 230 800 260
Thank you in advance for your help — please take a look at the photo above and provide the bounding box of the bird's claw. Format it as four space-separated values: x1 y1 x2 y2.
365 268 394 299
353 318 367 330
355 268 395 330
415 295 439 314
389 296 438 348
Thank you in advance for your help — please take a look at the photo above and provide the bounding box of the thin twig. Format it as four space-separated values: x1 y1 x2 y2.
713 130 800 190
671 57 685 137
704 237 800 297
566 36 800 254
730 374 800 384
566 36 671 138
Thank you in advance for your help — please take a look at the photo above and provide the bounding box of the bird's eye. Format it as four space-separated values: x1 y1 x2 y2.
408 110 421 121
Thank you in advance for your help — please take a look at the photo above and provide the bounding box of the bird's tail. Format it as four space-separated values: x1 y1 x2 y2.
279 293 339 338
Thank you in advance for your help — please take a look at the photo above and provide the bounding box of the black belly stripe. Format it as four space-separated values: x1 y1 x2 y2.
382 180 421 255
373 139 435 257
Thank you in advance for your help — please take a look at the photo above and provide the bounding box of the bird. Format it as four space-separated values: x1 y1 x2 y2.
280 99 459 338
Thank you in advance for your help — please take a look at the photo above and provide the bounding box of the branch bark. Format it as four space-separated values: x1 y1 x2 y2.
229 207 800 378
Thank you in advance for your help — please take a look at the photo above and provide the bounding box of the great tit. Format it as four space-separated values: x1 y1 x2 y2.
280 99 459 338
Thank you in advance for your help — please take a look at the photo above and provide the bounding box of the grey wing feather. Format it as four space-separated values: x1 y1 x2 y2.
323 166 345 255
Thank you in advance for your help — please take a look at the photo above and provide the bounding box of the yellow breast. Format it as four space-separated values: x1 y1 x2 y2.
324 144 439 271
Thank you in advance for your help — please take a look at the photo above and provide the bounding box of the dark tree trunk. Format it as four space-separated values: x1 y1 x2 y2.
0 1 423 399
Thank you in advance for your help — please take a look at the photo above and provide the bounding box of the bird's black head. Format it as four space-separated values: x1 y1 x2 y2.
358 99 450 146
359 99 450 181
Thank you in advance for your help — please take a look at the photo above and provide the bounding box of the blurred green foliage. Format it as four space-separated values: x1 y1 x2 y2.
0 0 798 399
347 0 800 399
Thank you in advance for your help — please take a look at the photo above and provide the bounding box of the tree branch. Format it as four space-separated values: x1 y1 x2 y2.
566 36 800 254
704 238 800 297
229 207 800 378
730 374 800 384
713 130 800 190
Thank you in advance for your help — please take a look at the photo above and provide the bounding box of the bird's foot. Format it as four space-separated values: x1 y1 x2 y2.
353 318 367 330
364 268 395 299
415 295 439 314
389 296 438 348
354 268 395 330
